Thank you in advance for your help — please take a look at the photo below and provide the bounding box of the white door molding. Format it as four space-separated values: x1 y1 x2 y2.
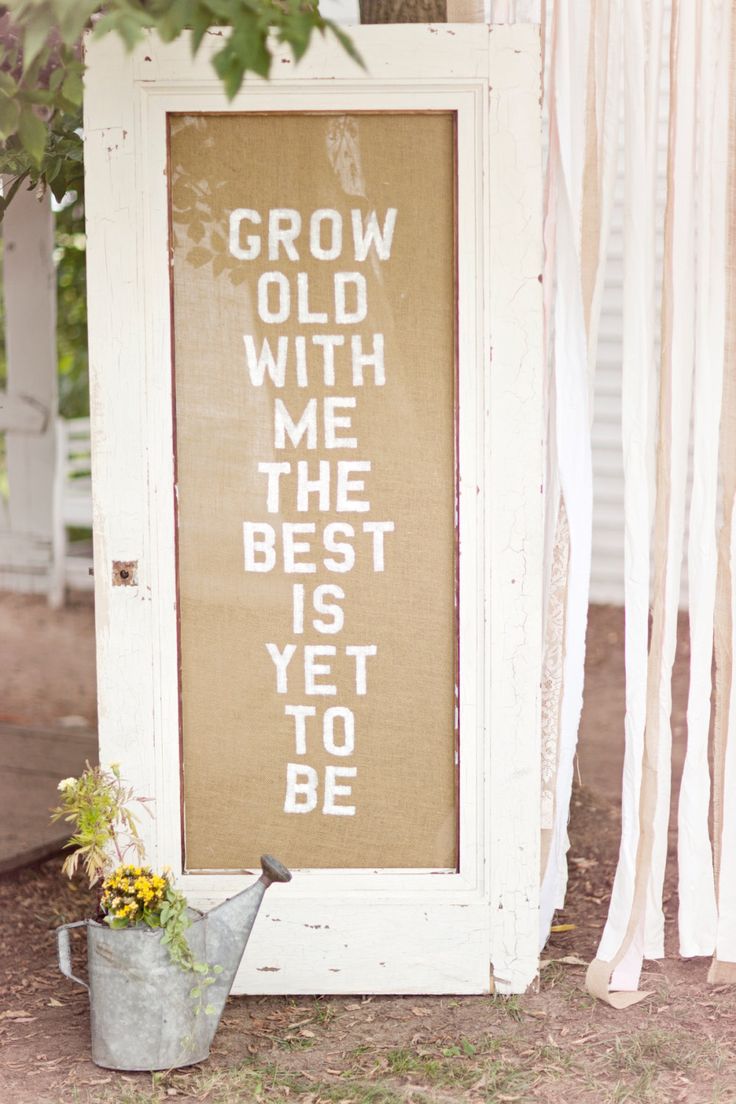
84 22 543 994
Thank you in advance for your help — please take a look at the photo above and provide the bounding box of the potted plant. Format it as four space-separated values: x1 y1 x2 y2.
53 763 290 1071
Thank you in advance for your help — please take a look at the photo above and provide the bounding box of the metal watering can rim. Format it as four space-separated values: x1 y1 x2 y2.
85 906 206 929
55 855 291 993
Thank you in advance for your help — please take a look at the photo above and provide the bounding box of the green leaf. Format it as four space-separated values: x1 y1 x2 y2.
203 0 233 20
190 5 212 54
61 70 83 107
22 6 54 74
48 67 65 93
50 174 68 203
0 94 20 140
204 1004 216 1015
18 107 46 166
190 986 201 998
0 175 28 217
93 11 147 51
155 0 195 43
0 72 17 96
327 24 365 70
55 0 98 46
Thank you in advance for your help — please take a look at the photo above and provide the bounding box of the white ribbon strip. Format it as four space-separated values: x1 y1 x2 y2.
595 0 657 972
678 0 729 959
539 0 593 943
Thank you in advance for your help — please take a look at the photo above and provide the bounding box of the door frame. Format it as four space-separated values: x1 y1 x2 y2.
84 22 543 994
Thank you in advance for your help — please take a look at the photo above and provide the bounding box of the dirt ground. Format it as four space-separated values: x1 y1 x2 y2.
0 595 734 1104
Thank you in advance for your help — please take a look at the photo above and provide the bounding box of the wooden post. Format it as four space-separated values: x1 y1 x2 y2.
0 184 57 591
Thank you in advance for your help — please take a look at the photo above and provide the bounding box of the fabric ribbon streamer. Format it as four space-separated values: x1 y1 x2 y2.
538 1 593 945
709 0 736 985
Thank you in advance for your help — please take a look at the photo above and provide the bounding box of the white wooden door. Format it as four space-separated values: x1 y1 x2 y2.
84 23 543 995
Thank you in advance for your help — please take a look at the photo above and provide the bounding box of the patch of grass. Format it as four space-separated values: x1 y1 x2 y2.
441 1037 478 1058
484 1058 540 1100
95 1061 309 1104
313 997 336 1026
383 1045 485 1090
611 1028 717 1076
490 994 524 1022
381 1038 557 1096
278 1033 316 1051
318 1084 410 1104
576 1029 732 1104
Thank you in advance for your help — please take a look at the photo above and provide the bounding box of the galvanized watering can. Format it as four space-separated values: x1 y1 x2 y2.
56 855 291 1071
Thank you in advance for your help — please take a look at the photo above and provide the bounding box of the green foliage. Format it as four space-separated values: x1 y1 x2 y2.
159 885 223 1014
55 769 220 1004
51 761 152 885
0 1 361 214
54 191 88 417
101 862 223 1012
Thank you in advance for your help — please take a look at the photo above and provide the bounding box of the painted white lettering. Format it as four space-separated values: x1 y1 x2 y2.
334 272 367 325
304 645 337 695
229 208 261 260
323 522 355 573
310 208 342 260
274 398 317 449
324 397 357 448
284 763 318 813
323 707 354 757
265 642 297 693
297 272 328 325
336 461 371 512
313 334 344 386
243 522 276 572
351 333 385 386
258 272 290 324
295 335 308 387
297 460 330 513
243 335 288 387
268 208 301 261
313 584 345 634
283 523 316 573
292 583 304 635
346 644 377 695
285 704 315 755
362 520 395 571
323 765 357 816
258 461 291 514
351 208 397 261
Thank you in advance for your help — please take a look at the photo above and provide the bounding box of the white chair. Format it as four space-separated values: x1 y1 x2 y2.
49 416 93 608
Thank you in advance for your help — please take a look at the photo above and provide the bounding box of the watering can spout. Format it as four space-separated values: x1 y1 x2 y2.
203 855 291 1028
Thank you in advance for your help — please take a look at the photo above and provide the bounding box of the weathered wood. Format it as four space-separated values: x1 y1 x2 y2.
1 184 57 592
0 722 97 874
85 22 543 995
359 0 446 23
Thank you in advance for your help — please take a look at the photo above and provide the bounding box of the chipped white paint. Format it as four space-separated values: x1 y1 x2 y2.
84 23 542 994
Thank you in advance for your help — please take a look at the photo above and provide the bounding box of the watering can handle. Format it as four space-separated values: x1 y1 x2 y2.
56 921 89 991
260 855 292 885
